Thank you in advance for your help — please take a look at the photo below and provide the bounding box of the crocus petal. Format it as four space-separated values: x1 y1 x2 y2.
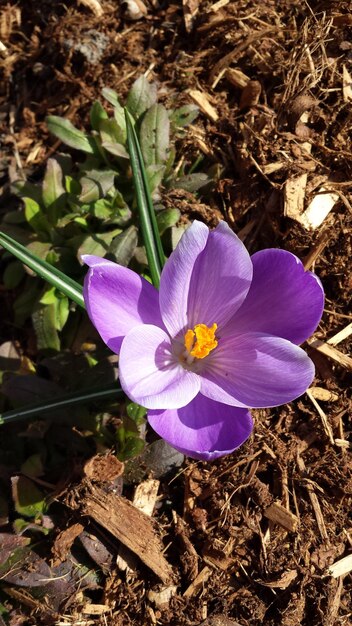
83 255 163 353
200 332 315 408
148 394 253 461
119 325 200 409
159 221 209 337
224 249 324 345
159 221 253 337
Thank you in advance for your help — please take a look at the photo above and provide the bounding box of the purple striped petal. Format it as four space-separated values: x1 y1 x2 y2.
159 221 252 337
119 325 200 409
83 255 163 353
148 394 253 461
200 332 315 408
224 249 324 345
159 221 209 337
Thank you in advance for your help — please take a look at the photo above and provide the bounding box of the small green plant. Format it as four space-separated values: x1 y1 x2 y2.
2 76 204 352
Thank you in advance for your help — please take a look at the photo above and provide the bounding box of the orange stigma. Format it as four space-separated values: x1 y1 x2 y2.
184 323 218 360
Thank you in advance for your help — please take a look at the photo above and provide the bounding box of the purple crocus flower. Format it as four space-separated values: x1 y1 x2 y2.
83 221 324 461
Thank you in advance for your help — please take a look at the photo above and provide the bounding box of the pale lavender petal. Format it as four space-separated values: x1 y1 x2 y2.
200 332 315 408
83 255 163 353
159 221 209 337
119 325 200 409
148 394 253 461
159 221 253 337
224 249 324 345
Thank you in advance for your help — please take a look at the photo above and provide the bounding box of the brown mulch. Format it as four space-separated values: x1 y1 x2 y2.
0 0 351 625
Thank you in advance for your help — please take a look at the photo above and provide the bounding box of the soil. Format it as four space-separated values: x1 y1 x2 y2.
0 0 352 625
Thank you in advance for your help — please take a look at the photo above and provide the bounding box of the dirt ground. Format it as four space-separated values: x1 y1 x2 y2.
0 0 351 624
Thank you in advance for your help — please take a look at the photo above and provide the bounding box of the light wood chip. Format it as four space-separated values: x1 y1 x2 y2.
78 0 103 16
183 566 212 598
328 554 352 578
264 502 299 532
327 322 352 346
342 65 352 102
306 389 335 444
188 90 219 122
308 338 352 371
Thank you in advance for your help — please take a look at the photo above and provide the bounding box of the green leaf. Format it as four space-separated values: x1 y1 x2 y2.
32 303 61 351
125 109 164 288
23 197 50 236
0 384 123 425
102 87 121 107
101 141 129 159
108 225 138 266
11 476 45 518
76 228 122 258
46 116 96 154
42 158 67 224
126 76 157 121
40 286 57 305
55 294 70 330
0 231 85 307
156 208 180 235
21 453 44 478
169 104 199 128
140 103 170 167
79 168 116 203
13 280 42 326
146 164 166 193
99 118 125 145
126 401 147 423
101 87 126 137
90 100 109 131
173 172 210 192
3 260 25 288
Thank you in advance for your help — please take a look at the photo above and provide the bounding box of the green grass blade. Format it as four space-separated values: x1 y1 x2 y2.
0 384 123 425
124 109 165 288
0 231 85 308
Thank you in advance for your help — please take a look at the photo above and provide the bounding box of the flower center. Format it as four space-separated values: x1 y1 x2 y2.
184 323 218 361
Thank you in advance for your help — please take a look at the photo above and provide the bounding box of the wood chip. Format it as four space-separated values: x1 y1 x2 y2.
148 585 178 607
284 173 308 219
224 68 250 89
342 65 352 102
183 566 212 598
306 389 335 445
257 569 297 589
207 0 230 12
75 484 173 583
300 185 339 230
297 455 329 542
308 387 338 402
239 80 261 109
116 479 160 575
82 604 110 615
83 454 124 482
188 90 219 122
52 523 84 565
182 0 200 32
77 0 103 16
327 322 352 346
308 338 352 371
264 502 299 532
328 554 352 578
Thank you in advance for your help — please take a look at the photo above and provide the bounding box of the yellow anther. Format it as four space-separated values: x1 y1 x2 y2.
184 323 218 360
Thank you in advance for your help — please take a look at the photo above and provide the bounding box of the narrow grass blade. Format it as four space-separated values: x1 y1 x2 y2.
0 384 123 425
124 109 165 288
0 231 85 308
